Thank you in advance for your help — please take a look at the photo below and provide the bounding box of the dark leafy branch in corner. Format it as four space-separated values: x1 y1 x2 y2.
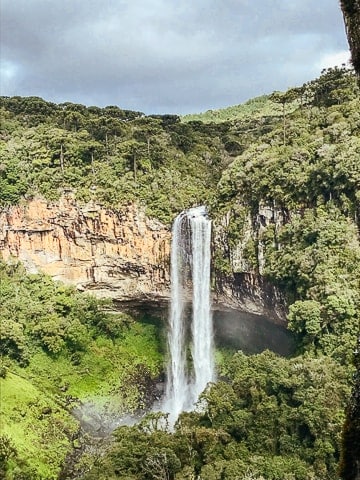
340 0 360 81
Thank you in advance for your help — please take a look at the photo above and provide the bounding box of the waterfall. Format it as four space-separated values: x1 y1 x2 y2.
190 209 214 402
164 212 189 420
163 206 215 424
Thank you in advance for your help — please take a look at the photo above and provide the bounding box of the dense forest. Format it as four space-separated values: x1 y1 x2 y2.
0 66 359 479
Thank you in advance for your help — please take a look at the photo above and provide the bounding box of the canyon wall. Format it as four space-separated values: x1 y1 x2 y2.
0 195 171 302
213 202 287 323
0 196 286 323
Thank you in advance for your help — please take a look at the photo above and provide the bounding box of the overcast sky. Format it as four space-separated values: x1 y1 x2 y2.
0 0 350 115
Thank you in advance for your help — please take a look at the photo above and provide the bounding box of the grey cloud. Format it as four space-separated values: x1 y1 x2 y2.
0 0 350 114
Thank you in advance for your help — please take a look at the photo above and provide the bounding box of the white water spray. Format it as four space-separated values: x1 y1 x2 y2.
190 210 214 402
163 206 215 424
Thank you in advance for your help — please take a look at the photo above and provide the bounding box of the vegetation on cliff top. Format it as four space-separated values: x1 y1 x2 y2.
1 67 357 224
0 66 359 479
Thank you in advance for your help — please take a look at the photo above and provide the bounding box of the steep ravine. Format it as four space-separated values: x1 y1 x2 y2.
0 196 296 479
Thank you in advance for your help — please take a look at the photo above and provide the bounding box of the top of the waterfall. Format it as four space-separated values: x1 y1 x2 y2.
186 206 208 218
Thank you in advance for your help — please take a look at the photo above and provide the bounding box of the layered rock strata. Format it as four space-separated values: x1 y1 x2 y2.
0 196 171 301
213 201 288 323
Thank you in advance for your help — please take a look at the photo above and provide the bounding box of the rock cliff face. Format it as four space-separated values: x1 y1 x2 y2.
0 196 287 323
0 196 171 301
213 202 288 324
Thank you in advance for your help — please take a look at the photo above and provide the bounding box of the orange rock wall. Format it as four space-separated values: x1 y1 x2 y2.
0 196 171 300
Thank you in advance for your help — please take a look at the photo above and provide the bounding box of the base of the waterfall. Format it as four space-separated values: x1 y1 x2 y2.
72 400 142 437
71 380 166 437
157 399 194 428
156 380 214 428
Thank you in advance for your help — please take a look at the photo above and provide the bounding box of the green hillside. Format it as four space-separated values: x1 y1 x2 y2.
181 94 287 123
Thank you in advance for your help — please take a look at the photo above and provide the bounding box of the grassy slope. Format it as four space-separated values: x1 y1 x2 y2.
1 323 163 479
181 94 298 123
1 373 78 479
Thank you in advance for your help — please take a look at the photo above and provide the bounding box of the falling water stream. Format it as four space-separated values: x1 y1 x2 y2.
163 206 215 424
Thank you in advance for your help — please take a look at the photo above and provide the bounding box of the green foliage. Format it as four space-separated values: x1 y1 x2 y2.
339 337 360 480
0 434 17 464
83 421 183 480
0 261 112 357
307 66 358 107
0 372 78 479
212 68 359 366
261 206 360 361
288 300 322 339
0 96 229 223
1 67 358 225
214 68 359 216
0 260 163 479
182 95 290 124
84 351 351 480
